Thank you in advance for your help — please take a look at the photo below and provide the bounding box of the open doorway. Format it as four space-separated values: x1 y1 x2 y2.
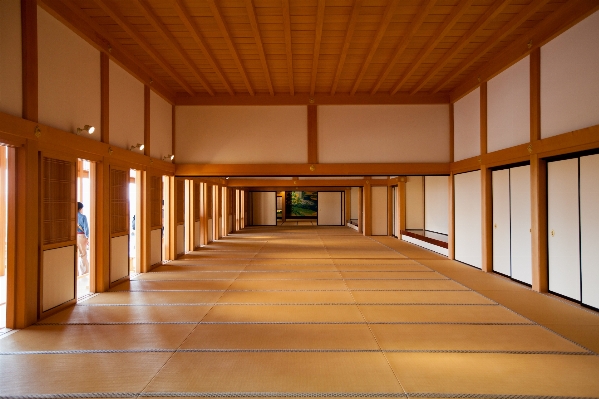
76 159 93 298
0 147 8 329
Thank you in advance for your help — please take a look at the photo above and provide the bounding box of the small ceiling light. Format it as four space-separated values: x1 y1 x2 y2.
226 177 230 180
130 143 144 151
163 154 174 161
76 125 95 135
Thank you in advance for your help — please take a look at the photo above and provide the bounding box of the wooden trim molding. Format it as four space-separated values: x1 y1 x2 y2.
480 82 487 155
307 105 318 164
100 52 109 143
21 0 38 122
530 48 541 142
144 85 150 156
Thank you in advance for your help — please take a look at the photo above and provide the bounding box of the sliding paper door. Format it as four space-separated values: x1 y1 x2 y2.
580 154 599 308
317 192 342 226
510 165 532 284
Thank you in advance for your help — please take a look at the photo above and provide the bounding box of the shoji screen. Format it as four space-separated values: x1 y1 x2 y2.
454 171 482 269
371 186 388 236
580 154 599 308
318 192 343 226
510 165 531 284
548 158 580 300
492 169 510 276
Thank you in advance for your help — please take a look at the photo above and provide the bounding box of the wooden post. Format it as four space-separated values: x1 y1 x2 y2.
138 170 150 273
168 176 176 260
358 187 363 234
363 181 372 236
481 166 493 272
530 48 541 143
480 82 487 156
345 189 351 225
185 180 193 252
387 183 393 236
398 178 406 238
100 53 109 143
144 85 151 156
449 103 454 163
531 156 548 292
308 105 318 164
21 0 38 122
448 173 455 260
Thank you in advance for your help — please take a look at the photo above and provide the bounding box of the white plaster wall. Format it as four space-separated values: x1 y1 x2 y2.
109 60 144 150
319 105 450 163
38 7 101 140
350 187 359 220
150 90 172 160
0 0 22 117
252 192 276 226
454 88 480 161
175 106 307 164
424 176 449 235
405 176 424 230
488 56 530 152
42 246 75 311
541 11 599 138
318 192 342 226
454 171 482 269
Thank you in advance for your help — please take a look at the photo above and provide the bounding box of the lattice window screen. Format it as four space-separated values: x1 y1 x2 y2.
150 175 162 229
110 168 129 235
194 183 200 221
176 179 185 224
42 157 75 245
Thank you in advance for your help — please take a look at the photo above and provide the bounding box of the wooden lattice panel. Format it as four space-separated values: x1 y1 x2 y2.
177 179 185 224
110 168 129 235
42 157 75 246
150 175 163 229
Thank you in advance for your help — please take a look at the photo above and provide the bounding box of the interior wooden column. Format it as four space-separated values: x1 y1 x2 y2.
215 185 222 239
13 140 39 328
479 82 492 272
185 180 193 252
168 176 177 260
100 53 109 143
0 149 7 277
5 148 16 328
398 178 406 238
199 183 206 246
357 187 363 234
138 171 150 273
307 105 318 164
387 184 393 236
363 182 372 236
171 105 176 159
448 173 455 260
449 103 454 163
144 85 150 156
345 189 350 225
21 0 37 122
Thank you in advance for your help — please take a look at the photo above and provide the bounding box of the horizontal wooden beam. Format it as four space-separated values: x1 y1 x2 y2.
228 179 366 188
176 93 450 106
175 163 450 177
246 186 353 192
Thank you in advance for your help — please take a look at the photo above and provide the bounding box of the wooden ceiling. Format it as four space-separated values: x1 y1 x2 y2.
41 0 596 104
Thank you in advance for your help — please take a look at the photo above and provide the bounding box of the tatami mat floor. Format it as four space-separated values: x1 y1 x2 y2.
1 226 599 398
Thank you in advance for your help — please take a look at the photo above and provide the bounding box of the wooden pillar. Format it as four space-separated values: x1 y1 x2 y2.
363 182 372 236
481 166 493 273
138 171 150 273
480 82 487 156
171 105 176 159
449 103 454 163
530 48 541 143
448 173 455 260
357 187 363 234
94 159 110 292
0 149 7 278
387 184 393 236
215 185 222 239
307 105 318 164
531 154 548 292
100 53 109 143
5 148 16 328
168 176 176 259
21 0 37 122
345 189 350 225
144 85 151 156
199 183 206 246
185 180 193 252
398 178 406 238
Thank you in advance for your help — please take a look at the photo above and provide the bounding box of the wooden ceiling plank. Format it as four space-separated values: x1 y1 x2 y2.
350 0 401 95
92 0 195 95
245 0 274 96
309 0 326 96
432 0 552 93
205 0 254 96
369 0 436 95
330 0 362 95
172 0 234 96
410 0 510 95
388 0 473 95
41 0 175 102
133 0 214 96
282 0 294 95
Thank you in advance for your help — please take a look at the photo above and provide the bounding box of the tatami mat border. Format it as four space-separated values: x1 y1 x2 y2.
34 321 535 326
75 303 498 307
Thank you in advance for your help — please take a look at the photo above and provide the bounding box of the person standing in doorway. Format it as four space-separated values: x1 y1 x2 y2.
77 202 90 275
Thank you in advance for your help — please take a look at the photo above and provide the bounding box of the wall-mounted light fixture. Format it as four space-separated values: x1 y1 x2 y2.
76 125 95 135
130 143 144 151
163 154 174 161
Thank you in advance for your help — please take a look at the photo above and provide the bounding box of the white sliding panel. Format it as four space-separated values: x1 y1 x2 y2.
42 246 76 312
424 176 449 235
110 235 129 283
548 158 580 300
510 165 532 284
492 169 511 276
371 186 388 236
580 154 599 308
318 192 342 226
454 171 482 269
252 192 276 226
150 229 162 266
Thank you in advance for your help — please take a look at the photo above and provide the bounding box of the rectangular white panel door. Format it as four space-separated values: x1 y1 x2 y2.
177 224 185 255
251 192 276 225
371 186 388 236
510 165 532 284
110 235 129 283
317 192 342 225
548 158 580 300
454 171 482 269
580 154 599 308
492 169 511 276
42 246 76 312
150 228 162 266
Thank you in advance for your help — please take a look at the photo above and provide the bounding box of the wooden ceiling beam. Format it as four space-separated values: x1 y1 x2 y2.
410 0 510 95
228 179 366 188
432 0 552 94
40 0 175 103
310 0 326 96
205 0 254 96
282 0 294 95
370 0 436 95
350 0 400 95
330 0 362 96
172 0 234 96
133 0 214 96
245 0 273 96
92 0 195 95
388 0 472 95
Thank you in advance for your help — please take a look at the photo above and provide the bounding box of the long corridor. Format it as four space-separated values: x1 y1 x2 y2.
1 226 599 398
